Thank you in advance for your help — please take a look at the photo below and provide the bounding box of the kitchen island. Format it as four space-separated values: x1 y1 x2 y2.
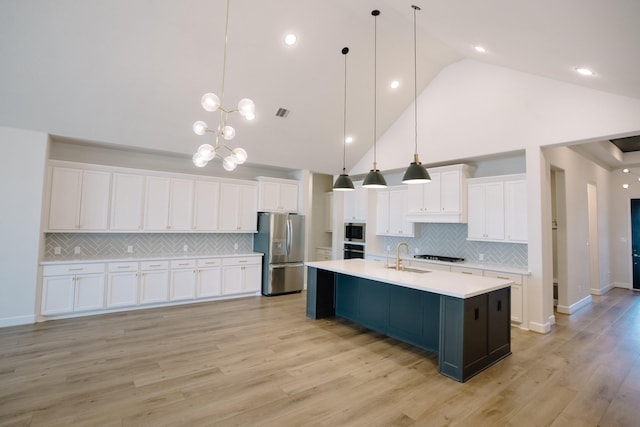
305 259 513 382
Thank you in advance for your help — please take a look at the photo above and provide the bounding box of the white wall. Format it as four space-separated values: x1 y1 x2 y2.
610 168 640 288
0 126 48 326
352 59 640 333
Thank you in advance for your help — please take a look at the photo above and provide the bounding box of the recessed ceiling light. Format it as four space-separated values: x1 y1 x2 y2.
390 80 400 89
284 34 297 46
623 168 630 173
623 184 630 189
474 46 487 53
575 67 594 76
345 136 353 144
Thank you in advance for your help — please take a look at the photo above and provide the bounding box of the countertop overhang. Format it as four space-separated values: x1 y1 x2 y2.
305 259 513 299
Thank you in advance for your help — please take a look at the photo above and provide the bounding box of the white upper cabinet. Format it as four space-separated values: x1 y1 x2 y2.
143 177 194 231
467 174 527 243
219 182 258 232
343 183 368 222
376 187 417 237
110 173 144 231
405 164 473 223
48 167 111 231
193 180 220 231
46 161 262 233
257 177 299 213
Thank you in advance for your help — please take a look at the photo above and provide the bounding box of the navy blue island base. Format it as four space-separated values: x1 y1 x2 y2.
306 265 511 382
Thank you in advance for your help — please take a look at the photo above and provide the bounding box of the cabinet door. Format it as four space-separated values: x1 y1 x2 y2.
258 181 280 211
74 274 105 312
463 294 488 369
140 270 169 304
238 185 258 231
376 190 390 235
48 167 82 230
440 170 461 213
510 283 523 323
484 182 505 240
111 173 144 231
41 276 75 315
389 189 412 236
168 178 194 231
279 183 299 212
78 170 111 230
144 176 171 230
243 264 261 292
193 181 220 231
505 180 527 242
170 268 197 301
107 272 138 308
197 267 222 297
219 183 239 231
488 288 511 356
344 186 367 221
422 172 441 213
467 183 485 239
222 265 243 294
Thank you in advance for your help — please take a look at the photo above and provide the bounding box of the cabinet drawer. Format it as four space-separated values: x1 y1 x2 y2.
171 259 196 269
107 262 138 272
224 256 262 267
198 258 221 267
140 261 169 271
43 263 105 276
483 270 522 285
451 266 483 276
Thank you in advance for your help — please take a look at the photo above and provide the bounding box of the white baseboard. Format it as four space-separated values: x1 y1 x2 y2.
529 320 552 334
557 294 592 315
591 282 615 296
0 314 35 328
613 282 631 290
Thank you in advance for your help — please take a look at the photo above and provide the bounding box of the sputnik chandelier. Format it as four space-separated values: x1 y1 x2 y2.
191 0 255 171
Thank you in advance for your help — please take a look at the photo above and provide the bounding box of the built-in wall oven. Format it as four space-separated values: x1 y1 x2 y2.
344 243 365 259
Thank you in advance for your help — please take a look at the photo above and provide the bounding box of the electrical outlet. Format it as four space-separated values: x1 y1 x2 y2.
479 253 484 261
127 246 133 253
234 243 239 251
74 246 81 254
183 244 188 252
386 245 390 252
54 247 61 255
414 247 419 254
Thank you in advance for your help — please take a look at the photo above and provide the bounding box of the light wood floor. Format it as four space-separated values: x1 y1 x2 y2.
1 289 640 426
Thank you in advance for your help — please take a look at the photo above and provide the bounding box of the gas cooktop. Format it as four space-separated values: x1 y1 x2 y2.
414 254 465 263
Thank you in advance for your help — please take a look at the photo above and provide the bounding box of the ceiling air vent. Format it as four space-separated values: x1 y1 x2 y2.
275 107 290 118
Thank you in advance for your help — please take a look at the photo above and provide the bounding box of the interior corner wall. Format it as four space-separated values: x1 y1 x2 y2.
610 168 640 288
0 126 48 326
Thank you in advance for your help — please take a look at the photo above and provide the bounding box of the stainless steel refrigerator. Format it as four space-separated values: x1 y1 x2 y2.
254 212 305 295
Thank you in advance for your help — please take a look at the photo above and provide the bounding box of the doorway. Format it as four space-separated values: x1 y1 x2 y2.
551 168 568 312
630 199 640 290
587 183 600 294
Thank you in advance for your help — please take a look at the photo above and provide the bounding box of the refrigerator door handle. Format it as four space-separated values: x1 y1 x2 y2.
286 217 292 257
270 262 304 268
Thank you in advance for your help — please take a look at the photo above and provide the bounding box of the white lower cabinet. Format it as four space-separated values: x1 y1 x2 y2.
107 262 139 308
197 258 222 297
483 270 525 324
41 255 262 318
222 257 261 295
170 260 197 301
139 261 169 304
41 263 105 315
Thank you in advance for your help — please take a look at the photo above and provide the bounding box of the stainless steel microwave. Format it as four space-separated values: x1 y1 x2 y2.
344 222 365 242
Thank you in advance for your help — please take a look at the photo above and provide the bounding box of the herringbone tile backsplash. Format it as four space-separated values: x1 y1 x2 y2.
44 233 254 259
384 223 528 267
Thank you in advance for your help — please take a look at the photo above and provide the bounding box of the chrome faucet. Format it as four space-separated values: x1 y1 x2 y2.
396 242 409 270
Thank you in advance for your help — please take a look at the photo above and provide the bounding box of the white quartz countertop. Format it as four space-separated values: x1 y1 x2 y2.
306 259 513 299
367 252 530 275
41 252 263 265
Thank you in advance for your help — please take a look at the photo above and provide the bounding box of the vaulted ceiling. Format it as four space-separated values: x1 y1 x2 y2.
1 0 639 175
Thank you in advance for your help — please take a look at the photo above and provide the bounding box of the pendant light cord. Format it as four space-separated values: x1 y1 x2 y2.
413 5 419 156
342 47 349 173
217 0 231 139
372 10 380 169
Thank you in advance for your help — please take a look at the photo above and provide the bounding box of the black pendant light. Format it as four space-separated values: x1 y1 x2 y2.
401 5 431 184
333 47 355 192
363 9 387 189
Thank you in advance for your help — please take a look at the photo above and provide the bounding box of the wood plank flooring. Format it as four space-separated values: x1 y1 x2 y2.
1 288 640 426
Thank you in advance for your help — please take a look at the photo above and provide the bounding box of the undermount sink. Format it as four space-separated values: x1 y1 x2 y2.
386 266 431 274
